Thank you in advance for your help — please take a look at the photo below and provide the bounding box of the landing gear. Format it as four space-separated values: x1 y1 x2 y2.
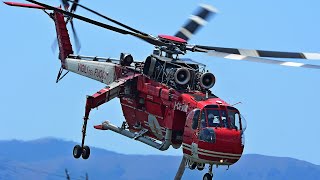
73 143 91 159
187 159 197 170
189 162 197 170
82 145 90 159
181 158 214 180
197 163 205 171
203 173 213 180
73 116 91 159
203 164 213 180
73 145 82 159
72 87 119 160
73 95 93 160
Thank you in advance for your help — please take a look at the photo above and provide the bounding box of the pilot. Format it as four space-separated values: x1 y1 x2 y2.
208 113 220 127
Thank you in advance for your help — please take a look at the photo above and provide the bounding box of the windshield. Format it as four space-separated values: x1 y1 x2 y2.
202 105 242 130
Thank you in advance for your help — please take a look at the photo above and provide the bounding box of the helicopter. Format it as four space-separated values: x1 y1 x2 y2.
4 1 320 180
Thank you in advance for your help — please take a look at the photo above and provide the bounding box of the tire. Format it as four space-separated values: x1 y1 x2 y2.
197 163 205 171
203 173 212 180
82 145 90 160
73 145 82 159
189 162 197 170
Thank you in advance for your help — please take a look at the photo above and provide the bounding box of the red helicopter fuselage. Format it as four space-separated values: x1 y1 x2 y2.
4 2 245 178
118 74 245 166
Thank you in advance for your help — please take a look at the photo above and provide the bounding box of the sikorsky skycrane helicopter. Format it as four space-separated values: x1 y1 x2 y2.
4 1 320 180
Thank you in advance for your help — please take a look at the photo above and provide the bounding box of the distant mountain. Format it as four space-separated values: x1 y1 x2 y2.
0 138 319 180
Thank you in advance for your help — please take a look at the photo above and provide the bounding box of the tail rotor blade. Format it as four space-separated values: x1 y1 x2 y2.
60 0 69 10
175 4 217 41
69 0 79 13
70 20 81 53
51 38 58 54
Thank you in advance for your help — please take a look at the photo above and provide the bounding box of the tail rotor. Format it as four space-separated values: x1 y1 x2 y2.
51 0 81 54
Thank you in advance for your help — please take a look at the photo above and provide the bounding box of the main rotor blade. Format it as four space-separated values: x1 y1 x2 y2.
26 0 166 46
194 45 320 60
175 4 217 41
67 0 149 36
203 50 320 70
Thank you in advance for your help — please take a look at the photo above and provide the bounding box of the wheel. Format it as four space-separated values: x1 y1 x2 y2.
203 173 212 180
73 145 82 159
188 162 197 170
82 145 90 159
197 163 205 171
171 144 181 149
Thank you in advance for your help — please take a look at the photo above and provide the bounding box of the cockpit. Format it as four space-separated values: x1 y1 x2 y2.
201 105 244 130
187 105 246 143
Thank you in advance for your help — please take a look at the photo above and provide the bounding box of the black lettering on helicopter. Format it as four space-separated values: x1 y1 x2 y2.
78 63 109 80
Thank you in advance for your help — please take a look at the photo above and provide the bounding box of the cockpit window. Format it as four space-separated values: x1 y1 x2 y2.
207 109 221 127
188 109 200 130
202 106 242 130
227 106 241 130
199 127 216 143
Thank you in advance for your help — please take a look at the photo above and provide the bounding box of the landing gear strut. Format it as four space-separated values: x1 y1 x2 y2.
73 117 91 159
71 84 124 160
73 96 94 160
203 164 213 180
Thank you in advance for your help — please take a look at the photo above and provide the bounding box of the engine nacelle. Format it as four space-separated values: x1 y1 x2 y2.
200 72 215 89
174 68 191 85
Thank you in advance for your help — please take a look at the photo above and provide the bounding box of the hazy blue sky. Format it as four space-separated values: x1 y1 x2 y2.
1 0 320 165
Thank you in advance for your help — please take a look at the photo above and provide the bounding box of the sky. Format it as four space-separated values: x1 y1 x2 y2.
1 0 320 165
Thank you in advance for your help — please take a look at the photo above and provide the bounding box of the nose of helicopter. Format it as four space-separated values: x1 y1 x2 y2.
197 127 244 165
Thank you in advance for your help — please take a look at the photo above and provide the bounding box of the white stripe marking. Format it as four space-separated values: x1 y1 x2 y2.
179 28 193 39
281 62 304 67
182 146 240 160
182 143 242 157
198 148 242 157
200 4 218 13
225 54 246 60
207 51 246 60
303 53 320 60
239 49 259 57
189 15 207 26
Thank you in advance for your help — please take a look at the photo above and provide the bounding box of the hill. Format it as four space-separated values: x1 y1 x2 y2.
0 138 319 180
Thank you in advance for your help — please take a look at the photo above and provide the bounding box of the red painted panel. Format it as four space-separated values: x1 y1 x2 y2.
145 83 161 97
160 88 170 100
53 11 73 63
145 101 163 117
158 34 187 44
